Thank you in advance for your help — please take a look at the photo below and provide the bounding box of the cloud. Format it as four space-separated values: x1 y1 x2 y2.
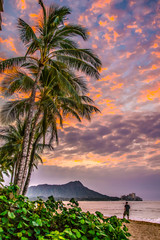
0 37 18 54
139 82 160 102
16 0 26 11
39 112 160 174
89 0 111 13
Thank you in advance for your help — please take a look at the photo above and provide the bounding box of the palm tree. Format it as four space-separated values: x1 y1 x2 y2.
0 119 52 186
1 66 100 194
0 120 24 184
0 0 101 191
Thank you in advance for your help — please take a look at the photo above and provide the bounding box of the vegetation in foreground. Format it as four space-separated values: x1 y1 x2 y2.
0 185 131 240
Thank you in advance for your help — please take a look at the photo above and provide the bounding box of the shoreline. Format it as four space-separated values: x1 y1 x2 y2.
128 219 160 224
104 216 160 224
126 220 160 240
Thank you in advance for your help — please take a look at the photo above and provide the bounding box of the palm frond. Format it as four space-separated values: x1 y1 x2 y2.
59 38 79 49
70 76 88 94
47 6 71 32
56 69 81 103
80 95 95 104
17 18 38 46
1 69 34 96
38 0 46 27
25 41 40 56
0 57 26 73
0 99 29 124
54 24 89 41
56 55 100 79
55 48 101 69
34 153 43 165
49 120 59 145
63 107 81 122
81 104 100 120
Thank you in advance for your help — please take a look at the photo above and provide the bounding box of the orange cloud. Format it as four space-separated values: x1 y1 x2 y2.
93 93 101 101
0 37 18 54
99 20 107 27
92 44 98 49
78 15 89 23
16 0 26 11
127 23 142 34
29 13 39 18
139 83 160 102
155 140 160 144
95 36 99 40
78 15 83 22
151 51 160 58
127 24 138 29
126 51 136 58
105 14 117 22
113 31 120 42
104 31 120 43
100 73 120 82
99 99 121 115
43 151 126 168
151 65 158 70
29 12 40 25
139 64 159 74
143 76 157 83
135 28 142 33
151 43 158 49
130 1 136 7
29 10 42 26
90 0 111 13
108 27 114 32
111 83 123 91
99 67 108 73
104 33 111 42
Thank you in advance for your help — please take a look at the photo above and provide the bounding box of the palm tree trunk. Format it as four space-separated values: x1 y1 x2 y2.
13 154 21 185
22 132 42 195
10 164 15 184
22 161 34 196
21 110 41 193
15 65 43 192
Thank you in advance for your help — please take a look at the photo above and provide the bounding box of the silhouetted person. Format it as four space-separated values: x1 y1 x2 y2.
123 202 130 220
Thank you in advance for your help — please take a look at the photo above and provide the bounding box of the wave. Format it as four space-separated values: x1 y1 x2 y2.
130 217 160 224
104 215 160 224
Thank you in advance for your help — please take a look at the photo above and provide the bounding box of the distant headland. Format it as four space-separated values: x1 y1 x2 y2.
27 181 119 201
121 193 143 201
27 181 143 201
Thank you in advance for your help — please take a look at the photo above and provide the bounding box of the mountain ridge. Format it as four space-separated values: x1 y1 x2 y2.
27 181 120 201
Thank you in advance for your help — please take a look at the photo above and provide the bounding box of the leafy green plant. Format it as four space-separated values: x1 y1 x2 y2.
0 185 131 240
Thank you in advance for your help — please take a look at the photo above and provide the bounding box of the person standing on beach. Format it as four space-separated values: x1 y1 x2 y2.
123 202 130 220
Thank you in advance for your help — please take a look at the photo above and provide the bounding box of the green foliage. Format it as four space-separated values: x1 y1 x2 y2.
0 186 131 240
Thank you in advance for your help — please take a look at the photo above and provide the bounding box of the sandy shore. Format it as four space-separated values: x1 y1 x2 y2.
126 220 160 240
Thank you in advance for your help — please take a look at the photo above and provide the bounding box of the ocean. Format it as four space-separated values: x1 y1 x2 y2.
68 201 160 224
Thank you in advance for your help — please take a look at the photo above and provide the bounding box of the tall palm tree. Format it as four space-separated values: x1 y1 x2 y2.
0 0 101 191
1 66 100 194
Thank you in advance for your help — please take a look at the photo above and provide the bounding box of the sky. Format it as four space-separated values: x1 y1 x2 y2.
0 0 160 200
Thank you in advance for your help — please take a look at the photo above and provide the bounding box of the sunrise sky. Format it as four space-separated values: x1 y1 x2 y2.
1 0 160 200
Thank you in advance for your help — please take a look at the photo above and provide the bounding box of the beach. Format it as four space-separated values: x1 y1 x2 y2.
76 201 160 239
127 220 160 240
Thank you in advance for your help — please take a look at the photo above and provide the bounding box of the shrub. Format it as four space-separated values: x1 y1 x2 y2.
0 185 131 240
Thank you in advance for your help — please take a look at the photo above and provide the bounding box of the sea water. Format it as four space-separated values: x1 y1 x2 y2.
71 201 160 224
